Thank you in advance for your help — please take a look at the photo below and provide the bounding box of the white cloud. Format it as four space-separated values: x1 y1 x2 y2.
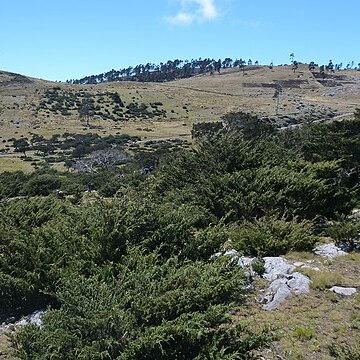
166 0 219 25
196 0 218 20
167 11 195 25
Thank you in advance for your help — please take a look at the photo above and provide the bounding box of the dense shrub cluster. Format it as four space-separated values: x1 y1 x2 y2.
0 116 359 358
229 217 316 257
0 166 140 198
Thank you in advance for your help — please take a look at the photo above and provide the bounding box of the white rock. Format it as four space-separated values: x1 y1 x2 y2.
237 257 255 267
267 278 289 293
263 283 291 311
16 310 45 328
293 261 304 267
287 272 311 294
223 249 239 257
263 257 295 281
314 243 347 258
329 286 357 296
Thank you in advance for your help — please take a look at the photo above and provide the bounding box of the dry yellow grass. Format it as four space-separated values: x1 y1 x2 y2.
0 157 33 173
1 65 359 173
237 252 360 360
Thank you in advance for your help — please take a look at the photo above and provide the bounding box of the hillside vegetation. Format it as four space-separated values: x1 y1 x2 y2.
0 111 359 359
0 64 359 359
0 64 359 172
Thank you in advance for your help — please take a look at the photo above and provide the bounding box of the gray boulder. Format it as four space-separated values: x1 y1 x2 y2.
263 257 295 281
287 272 311 294
314 243 347 258
216 252 312 310
329 286 357 296
263 280 292 311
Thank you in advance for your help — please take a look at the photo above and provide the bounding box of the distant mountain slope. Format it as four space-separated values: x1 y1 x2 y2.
0 65 359 162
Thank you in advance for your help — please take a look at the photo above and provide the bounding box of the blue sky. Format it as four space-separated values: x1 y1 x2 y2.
1 0 359 81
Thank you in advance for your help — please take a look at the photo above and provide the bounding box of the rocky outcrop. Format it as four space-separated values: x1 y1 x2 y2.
262 279 291 311
263 257 295 281
260 259 311 310
217 243 357 310
314 243 348 258
218 250 312 311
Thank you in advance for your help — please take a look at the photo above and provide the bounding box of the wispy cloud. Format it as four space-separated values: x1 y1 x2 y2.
236 18 263 29
166 0 219 25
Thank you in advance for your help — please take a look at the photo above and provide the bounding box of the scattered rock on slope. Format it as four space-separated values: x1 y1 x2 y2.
329 286 357 296
314 242 348 259
217 250 312 311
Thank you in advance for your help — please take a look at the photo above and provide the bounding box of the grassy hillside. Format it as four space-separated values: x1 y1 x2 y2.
1 65 359 173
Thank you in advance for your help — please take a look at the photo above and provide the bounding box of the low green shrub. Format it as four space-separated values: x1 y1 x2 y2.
329 342 360 360
252 257 266 275
0 273 34 318
327 218 360 250
230 216 316 257
293 326 315 341
13 254 273 359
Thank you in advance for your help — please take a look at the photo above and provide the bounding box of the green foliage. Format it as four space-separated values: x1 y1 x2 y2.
12 138 30 155
221 112 276 140
1 117 359 358
329 342 360 360
252 257 265 276
293 326 315 341
0 273 34 318
156 133 354 221
326 217 360 249
278 118 360 169
20 173 61 196
0 171 29 199
229 217 316 257
191 121 223 139
13 254 272 359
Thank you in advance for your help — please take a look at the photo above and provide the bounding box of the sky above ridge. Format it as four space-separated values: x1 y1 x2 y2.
0 0 359 81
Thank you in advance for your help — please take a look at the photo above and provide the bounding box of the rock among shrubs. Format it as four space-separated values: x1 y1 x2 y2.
217 250 312 311
314 243 348 259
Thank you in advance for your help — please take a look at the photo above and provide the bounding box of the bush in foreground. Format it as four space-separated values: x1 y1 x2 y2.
13 254 273 359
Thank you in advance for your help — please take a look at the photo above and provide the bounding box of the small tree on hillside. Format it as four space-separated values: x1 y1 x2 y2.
308 61 317 72
320 65 326 79
13 138 30 156
292 60 298 73
326 60 334 72
78 95 95 127
215 59 222 73
290 53 295 64
239 58 246 75
273 86 282 114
